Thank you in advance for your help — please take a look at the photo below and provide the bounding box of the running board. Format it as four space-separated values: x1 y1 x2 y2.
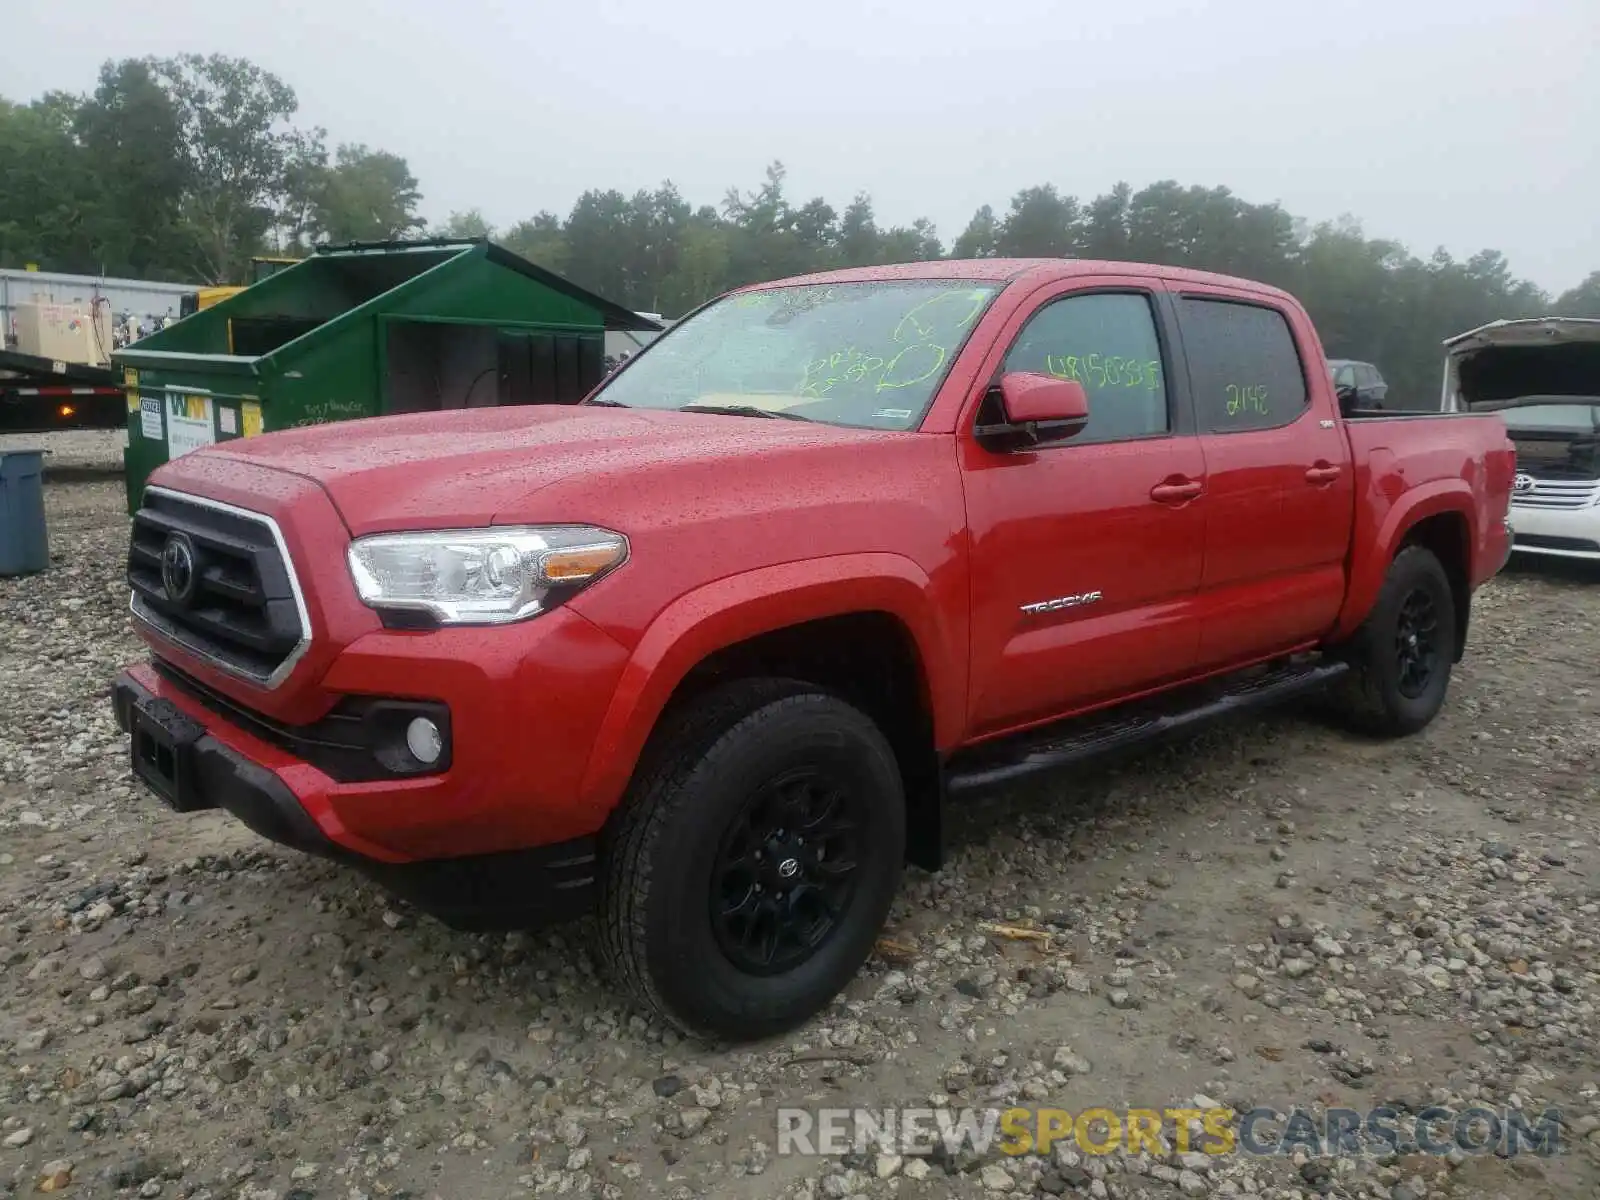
945 659 1350 797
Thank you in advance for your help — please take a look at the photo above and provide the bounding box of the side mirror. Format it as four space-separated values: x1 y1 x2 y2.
1335 383 1360 416
976 372 1090 451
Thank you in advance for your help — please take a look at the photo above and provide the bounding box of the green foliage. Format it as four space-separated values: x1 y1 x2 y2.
150 54 305 281
501 212 568 276
953 205 999 259
273 128 329 253
0 55 426 284
0 96 99 271
1557 271 1600 317
440 209 495 239
1 57 1591 402
72 59 191 276
308 144 426 244
995 185 1080 259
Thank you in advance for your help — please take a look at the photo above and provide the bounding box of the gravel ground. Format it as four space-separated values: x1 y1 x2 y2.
2 458 1599 1199
0 430 127 475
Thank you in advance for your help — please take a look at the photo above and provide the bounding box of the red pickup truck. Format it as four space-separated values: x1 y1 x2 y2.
113 260 1514 1039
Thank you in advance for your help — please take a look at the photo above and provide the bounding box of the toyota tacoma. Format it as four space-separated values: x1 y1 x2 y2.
113 260 1516 1039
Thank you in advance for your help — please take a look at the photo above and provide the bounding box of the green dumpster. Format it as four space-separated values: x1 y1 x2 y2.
114 238 660 513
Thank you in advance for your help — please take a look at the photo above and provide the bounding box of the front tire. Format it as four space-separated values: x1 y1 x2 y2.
599 680 905 1040
1331 545 1458 737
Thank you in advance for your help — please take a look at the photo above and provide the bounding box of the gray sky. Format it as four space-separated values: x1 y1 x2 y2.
7 0 1597 293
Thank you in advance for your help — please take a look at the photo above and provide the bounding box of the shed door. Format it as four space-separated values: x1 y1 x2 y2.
497 331 604 406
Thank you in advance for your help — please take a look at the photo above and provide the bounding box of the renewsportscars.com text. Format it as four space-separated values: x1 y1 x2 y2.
776 1105 1562 1159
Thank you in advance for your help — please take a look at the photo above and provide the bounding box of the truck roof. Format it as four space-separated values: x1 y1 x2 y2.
740 258 1295 302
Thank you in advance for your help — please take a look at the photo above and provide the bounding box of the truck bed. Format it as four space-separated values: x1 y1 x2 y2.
1341 409 1514 601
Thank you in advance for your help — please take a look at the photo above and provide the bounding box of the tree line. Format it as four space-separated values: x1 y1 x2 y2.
3 55 1598 405
0 56 423 286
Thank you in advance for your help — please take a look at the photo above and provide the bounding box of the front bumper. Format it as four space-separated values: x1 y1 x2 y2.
1508 502 1600 561
112 669 599 930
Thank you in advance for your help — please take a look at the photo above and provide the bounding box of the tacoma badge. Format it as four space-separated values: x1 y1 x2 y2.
1020 591 1103 615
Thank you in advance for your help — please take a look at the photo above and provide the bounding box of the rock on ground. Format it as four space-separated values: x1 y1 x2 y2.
1 463 1598 1198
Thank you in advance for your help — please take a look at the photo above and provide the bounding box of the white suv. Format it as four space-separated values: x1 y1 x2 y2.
1443 319 1600 563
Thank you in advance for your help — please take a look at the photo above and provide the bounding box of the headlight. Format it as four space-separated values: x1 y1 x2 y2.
347 525 627 625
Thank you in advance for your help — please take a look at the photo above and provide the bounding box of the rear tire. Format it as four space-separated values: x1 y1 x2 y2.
598 679 905 1041
1331 545 1457 737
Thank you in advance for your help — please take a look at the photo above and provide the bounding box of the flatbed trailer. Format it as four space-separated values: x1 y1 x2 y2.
0 348 126 433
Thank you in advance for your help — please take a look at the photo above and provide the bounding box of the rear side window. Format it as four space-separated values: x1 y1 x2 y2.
1000 292 1169 442
1179 298 1309 432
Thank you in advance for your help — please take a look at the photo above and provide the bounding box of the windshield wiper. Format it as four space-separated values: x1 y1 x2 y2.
679 404 815 422
584 398 631 408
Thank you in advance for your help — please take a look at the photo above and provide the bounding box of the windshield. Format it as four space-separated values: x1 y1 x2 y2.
590 280 1001 430
1501 401 1600 433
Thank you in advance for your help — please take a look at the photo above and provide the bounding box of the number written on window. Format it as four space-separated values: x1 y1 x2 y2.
800 288 992 397
1044 353 1163 392
1179 298 1308 433
1001 293 1170 442
1225 384 1268 416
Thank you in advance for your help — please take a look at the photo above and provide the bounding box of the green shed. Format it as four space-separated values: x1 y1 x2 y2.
114 238 659 512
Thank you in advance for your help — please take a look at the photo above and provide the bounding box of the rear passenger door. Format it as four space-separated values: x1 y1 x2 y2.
1172 290 1355 669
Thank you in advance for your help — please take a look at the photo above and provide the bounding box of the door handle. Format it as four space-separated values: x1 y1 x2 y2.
1305 464 1342 485
1150 478 1203 504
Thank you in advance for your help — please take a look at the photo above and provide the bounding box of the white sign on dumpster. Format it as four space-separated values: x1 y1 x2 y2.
139 396 163 441
166 393 215 459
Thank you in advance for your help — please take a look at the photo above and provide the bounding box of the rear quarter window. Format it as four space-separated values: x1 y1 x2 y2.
1179 298 1309 432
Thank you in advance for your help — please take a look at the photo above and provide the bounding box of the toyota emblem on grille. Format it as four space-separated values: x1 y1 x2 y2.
1513 473 1536 494
160 532 198 605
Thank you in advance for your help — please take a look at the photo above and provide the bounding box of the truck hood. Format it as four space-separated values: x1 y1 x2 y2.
197 404 891 534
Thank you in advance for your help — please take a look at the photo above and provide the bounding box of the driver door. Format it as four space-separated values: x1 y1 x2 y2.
960 282 1207 738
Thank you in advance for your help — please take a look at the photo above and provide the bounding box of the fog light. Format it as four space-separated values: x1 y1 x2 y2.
405 717 443 765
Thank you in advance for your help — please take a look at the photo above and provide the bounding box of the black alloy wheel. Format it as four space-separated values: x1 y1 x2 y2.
1330 544 1457 737
598 680 906 1040
1393 588 1441 699
710 767 862 974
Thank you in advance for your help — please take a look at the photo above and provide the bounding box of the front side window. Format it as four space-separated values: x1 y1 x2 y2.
591 280 1000 431
1180 298 1310 433
999 292 1170 441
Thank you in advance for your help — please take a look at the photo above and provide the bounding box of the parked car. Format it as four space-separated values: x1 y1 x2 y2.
113 260 1516 1039
1442 317 1600 562
1328 358 1389 409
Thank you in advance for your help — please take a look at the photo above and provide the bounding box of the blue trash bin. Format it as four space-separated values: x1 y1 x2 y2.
0 449 49 576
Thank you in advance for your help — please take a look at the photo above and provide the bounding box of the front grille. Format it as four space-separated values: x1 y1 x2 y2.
1514 533 1600 553
1510 477 1600 510
128 488 309 687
